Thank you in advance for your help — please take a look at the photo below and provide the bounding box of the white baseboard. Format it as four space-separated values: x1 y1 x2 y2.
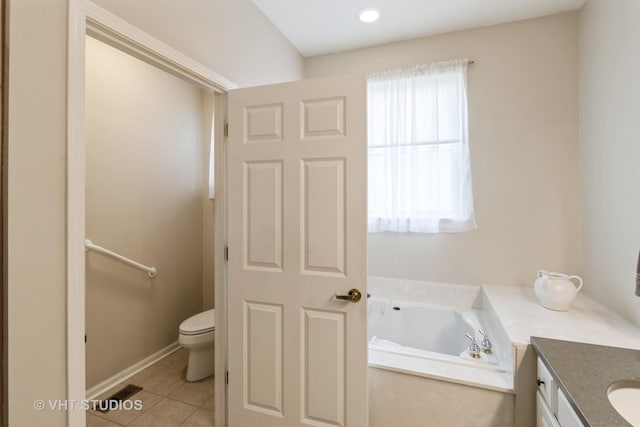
86 341 182 400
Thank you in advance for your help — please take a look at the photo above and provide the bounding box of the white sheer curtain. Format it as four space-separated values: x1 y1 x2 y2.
367 59 477 233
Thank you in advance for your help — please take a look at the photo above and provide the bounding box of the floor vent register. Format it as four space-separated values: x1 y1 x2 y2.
94 384 143 414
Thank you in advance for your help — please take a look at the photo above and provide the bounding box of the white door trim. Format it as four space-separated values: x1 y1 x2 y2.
67 2 235 426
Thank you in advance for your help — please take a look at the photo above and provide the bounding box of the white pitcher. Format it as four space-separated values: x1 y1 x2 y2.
534 270 583 311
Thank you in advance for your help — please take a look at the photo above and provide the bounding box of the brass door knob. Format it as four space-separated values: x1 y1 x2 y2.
335 289 362 302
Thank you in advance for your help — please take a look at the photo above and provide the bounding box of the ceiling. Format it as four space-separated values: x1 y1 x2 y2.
251 0 586 57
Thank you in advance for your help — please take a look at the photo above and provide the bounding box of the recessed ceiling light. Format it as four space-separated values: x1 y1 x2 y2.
359 7 381 23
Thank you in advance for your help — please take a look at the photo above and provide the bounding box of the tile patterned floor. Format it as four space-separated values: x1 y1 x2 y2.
87 348 214 427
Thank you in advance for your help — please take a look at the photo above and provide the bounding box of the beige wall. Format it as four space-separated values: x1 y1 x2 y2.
6 0 303 424
306 13 581 287
92 0 304 88
85 37 212 388
7 0 68 425
579 0 640 326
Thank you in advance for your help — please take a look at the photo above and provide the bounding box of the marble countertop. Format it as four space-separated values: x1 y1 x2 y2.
482 285 640 349
532 336 640 427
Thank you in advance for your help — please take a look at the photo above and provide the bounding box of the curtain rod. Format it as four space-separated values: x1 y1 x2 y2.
468 60 475 65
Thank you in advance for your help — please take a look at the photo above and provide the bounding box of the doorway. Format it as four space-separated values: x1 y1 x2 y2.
84 31 213 395
66 2 234 426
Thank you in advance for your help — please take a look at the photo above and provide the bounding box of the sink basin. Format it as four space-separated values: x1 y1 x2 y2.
608 381 640 426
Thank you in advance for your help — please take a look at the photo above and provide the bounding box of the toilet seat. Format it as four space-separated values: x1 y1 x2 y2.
179 308 215 336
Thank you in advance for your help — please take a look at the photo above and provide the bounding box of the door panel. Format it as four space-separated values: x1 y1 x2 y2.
228 75 367 427
301 309 346 425
243 103 284 143
301 158 346 276
243 160 283 271
300 97 346 140
244 301 283 415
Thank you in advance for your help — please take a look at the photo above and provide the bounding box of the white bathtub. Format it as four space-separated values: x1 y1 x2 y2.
366 282 514 393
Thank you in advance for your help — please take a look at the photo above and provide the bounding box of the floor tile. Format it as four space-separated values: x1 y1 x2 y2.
89 347 215 426
128 364 166 387
180 409 215 427
90 390 162 426
134 365 186 396
168 376 214 407
129 398 197 427
200 395 215 413
155 348 188 368
166 355 189 374
86 413 123 427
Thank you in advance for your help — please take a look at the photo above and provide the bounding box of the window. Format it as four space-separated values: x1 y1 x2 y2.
367 59 477 233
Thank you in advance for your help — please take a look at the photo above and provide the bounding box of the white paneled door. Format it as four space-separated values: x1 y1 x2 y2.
227 75 368 427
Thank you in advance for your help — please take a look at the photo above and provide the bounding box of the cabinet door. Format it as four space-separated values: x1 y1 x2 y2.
537 358 556 412
557 388 585 427
537 391 560 427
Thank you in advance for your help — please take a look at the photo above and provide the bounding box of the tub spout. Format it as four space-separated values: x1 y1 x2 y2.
478 329 493 354
465 333 481 359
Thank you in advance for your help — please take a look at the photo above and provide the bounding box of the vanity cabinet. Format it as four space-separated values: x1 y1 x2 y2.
536 358 584 427
537 391 559 427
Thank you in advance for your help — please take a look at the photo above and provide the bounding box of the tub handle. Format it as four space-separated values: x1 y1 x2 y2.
465 333 481 359
335 289 362 303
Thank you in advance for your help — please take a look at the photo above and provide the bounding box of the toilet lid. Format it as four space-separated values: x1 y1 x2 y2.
180 308 215 335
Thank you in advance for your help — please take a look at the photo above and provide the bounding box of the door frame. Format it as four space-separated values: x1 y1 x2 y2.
66 2 235 426
1 1 5 424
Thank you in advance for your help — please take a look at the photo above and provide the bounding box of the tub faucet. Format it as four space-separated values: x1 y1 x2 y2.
465 333 481 359
478 329 492 354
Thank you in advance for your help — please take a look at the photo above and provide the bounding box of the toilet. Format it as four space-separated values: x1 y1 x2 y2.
179 308 215 381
